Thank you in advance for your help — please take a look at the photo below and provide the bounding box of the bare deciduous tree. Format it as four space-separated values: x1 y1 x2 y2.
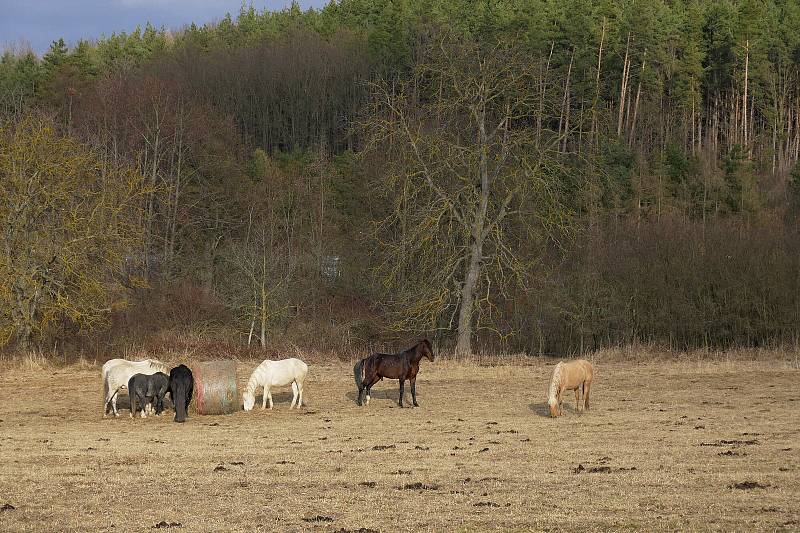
364 34 571 355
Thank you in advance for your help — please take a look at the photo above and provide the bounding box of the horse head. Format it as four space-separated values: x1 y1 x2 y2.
418 339 434 362
242 390 256 411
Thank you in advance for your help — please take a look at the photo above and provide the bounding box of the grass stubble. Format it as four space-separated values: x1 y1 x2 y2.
0 352 798 532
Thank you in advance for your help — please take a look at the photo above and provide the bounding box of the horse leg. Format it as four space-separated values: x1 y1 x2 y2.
411 378 419 407
364 379 373 406
357 375 370 406
357 377 369 406
358 375 373 407
262 385 267 410
575 388 581 412
557 390 564 416
584 381 591 411
297 381 304 408
103 381 109 418
129 390 135 419
103 391 112 418
290 381 299 409
112 390 120 417
398 379 404 407
267 389 274 410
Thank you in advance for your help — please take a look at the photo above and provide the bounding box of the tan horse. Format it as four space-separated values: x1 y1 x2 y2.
547 359 593 417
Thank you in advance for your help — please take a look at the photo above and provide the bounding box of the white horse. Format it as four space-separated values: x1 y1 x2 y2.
242 358 308 411
102 358 167 417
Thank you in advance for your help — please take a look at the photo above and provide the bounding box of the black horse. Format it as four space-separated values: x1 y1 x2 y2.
168 364 194 423
128 372 169 418
354 340 435 407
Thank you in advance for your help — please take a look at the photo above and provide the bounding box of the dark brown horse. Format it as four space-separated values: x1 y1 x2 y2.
354 340 434 407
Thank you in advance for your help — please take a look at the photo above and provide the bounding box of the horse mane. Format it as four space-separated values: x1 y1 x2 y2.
148 359 168 373
411 339 431 357
547 362 563 406
244 367 261 398
244 359 275 397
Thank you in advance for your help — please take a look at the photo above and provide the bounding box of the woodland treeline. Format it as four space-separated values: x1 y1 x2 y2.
1 0 799 356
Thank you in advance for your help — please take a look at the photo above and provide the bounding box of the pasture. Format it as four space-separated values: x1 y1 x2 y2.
1 353 798 532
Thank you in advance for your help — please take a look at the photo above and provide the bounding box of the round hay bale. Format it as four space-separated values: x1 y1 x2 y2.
191 360 239 415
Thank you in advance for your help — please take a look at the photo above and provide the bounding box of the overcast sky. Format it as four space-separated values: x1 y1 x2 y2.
0 0 328 55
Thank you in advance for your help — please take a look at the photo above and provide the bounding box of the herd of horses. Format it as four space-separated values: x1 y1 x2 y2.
100 340 594 422
103 359 194 422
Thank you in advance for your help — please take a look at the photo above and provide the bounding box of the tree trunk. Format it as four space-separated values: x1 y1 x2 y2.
743 40 749 152
590 17 606 148
559 48 575 153
629 49 647 147
617 33 631 137
455 101 492 357
537 42 555 148
247 315 256 347
259 284 267 349
455 237 484 357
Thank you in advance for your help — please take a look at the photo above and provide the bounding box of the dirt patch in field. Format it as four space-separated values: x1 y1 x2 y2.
731 481 769 490
303 515 334 523
400 482 439 491
152 521 182 529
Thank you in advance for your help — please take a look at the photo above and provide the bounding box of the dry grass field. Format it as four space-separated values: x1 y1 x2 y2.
1 351 798 532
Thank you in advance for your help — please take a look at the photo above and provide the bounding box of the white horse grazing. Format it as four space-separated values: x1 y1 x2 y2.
242 358 308 411
102 358 167 417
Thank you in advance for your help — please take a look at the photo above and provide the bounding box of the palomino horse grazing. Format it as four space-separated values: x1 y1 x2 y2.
547 359 593 417
354 339 434 407
242 358 308 411
102 358 167 417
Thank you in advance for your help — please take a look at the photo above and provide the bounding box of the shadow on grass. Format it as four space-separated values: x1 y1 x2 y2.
112 389 311 418
529 402 552 418
251 390 305 408
345 387 406 405
528 401 585 418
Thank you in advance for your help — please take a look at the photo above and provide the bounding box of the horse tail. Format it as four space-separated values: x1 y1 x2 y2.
129 378 136 418
173 382 187 423
353 358 366 391
102 375 109 415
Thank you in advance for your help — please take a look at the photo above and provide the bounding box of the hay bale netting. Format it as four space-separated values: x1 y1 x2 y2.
190 360 239 415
